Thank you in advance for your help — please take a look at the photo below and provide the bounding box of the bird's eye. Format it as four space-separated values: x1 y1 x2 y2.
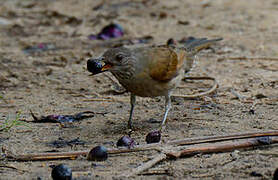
115 54 124 61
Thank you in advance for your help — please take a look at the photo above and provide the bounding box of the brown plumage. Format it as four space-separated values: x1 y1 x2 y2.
87 37 222 130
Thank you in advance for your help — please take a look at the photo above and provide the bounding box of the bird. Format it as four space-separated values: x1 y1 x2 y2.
87 37 222 131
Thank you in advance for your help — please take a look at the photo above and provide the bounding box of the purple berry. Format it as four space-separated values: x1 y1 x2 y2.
87 146 108 161
146 130 161 144
117 135 135 148
51 164 72 180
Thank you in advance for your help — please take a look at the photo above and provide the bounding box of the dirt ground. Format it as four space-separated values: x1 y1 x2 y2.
0 0 278 179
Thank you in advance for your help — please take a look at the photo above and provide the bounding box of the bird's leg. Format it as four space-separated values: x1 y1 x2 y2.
159 95 172 131
128 94 136 130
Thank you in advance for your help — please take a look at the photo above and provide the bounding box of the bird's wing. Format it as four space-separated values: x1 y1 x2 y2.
184 37 223 55
148 46 185 82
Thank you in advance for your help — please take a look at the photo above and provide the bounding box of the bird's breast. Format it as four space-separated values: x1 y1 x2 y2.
118 70 184 97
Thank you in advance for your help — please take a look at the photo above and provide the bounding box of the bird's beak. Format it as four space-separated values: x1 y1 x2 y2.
87 58 112 75
101 63 112 72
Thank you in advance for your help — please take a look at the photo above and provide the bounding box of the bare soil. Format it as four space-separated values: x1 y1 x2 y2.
0 0 277 179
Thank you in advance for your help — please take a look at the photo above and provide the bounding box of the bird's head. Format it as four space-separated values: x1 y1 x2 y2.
87 47 134 77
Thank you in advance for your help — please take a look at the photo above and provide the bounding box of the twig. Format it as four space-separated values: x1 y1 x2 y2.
167 136 278 158
139 169 171 176
167 130 278 146
172 76 218 98
0 164 28 173
123 153 167 177
218 56 278 61
83 97 129 103
6 145 161 161
230 88 247 100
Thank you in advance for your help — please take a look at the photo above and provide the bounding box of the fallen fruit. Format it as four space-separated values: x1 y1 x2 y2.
146 130 161 144
88 23 124 40
117 135 135 148
51 164 72 180
87 146 108 161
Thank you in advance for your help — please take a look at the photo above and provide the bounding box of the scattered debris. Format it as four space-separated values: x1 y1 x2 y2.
51 164 72 180
177 20 190 25
255 93 267 99
250 171 263 177
23 43 57 54
147 118 160 124
48 138 86 148
87 146 108 161
30 110 95 124
88 23 124 40
249 109 255 115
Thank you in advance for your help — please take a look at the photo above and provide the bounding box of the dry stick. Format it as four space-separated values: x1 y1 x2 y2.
218 56 278 61
167 130 278 146
6 146 161 161
126 136 278 177
230 88 247 100
172 76 218 98
167 136 278 158
123 153 167 177
83 96 129 103
0 164 27 173
6 130 278 161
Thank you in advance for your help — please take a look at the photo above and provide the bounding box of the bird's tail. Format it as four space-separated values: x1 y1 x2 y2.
181 37 222 73
184 37 223 53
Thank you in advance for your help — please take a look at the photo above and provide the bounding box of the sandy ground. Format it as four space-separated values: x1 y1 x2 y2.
0 0 278 179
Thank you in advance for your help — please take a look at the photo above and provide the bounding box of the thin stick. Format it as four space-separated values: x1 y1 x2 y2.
123 153 167 177
167 136 278 158
167 130 278 146
6 146 161 161
172 76 218 98
0 164 27 173
230 88 247 100
218 56 278 61
83 97 129 103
